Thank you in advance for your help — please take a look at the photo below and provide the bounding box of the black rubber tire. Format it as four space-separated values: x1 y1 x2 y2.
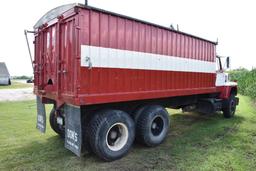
222 95 237 118
49 108 65 138
133 105 149 124
136 105 170 147
88 110 135 161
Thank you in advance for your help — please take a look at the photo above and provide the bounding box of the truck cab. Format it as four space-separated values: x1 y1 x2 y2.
216 55 238 99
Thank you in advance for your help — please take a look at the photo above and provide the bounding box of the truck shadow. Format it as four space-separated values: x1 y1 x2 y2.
13 111 245 170
121 111 245 170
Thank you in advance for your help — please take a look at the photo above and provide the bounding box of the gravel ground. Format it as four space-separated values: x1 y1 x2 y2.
0 88 35 101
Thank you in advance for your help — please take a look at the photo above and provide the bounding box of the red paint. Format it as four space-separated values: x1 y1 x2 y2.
217 86 237 99
34 5 234 106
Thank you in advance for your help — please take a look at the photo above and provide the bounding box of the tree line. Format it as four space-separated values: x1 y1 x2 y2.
229 68 256 100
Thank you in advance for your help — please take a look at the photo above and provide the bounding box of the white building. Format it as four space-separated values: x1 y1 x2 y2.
0 62 11 85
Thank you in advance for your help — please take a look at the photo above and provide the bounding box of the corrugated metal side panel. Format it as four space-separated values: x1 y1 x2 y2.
81 10 215 61
78 9 216 103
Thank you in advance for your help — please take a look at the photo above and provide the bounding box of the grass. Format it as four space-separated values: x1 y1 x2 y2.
0 81 32 90
0 95 256 171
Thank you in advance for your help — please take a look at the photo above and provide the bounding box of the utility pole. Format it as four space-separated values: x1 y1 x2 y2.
85 0 88 6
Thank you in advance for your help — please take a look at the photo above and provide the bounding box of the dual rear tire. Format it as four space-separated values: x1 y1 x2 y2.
134 105 170 147
87 106 170 161
49 108 136 161
49 105 170 161
49 108 65 138
88 110 135 161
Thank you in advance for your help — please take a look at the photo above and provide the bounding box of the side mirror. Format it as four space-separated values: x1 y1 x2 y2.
226 57 230 69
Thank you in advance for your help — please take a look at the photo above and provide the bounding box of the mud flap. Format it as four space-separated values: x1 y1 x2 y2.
36 96 46 133
64 105 83 157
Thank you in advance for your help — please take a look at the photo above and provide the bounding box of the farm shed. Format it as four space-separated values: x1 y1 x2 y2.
0 62 11 85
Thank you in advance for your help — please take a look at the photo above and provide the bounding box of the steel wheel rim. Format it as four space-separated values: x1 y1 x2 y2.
151 115 164 136
106 123 129 151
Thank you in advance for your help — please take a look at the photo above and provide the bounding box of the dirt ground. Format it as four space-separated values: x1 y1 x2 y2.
0 88 35 101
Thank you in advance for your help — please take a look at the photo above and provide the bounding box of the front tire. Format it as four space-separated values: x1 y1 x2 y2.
222 95 237 118
88 110 135 161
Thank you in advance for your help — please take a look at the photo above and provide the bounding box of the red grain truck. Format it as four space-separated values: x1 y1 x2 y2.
32 3 239 161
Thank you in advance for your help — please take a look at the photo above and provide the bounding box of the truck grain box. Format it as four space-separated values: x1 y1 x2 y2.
31 3 239 161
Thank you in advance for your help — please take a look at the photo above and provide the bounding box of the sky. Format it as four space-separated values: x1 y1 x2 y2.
0 0 255 76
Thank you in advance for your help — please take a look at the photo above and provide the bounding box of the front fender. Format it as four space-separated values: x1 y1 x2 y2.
217 84 238 99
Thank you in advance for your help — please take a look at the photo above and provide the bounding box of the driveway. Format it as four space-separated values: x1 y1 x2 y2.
0 88 35 101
